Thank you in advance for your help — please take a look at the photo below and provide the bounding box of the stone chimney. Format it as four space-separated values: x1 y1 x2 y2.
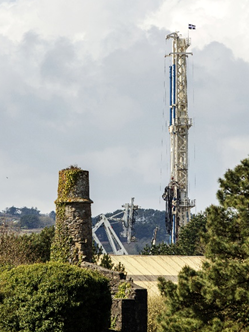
51 166 93 263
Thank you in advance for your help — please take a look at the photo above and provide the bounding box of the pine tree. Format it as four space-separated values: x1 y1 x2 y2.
157 157 249 331
141 212 207 256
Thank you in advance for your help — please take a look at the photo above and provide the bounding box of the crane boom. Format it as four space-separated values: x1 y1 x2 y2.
162 32 195 244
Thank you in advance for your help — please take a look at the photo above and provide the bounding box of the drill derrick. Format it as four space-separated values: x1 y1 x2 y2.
162 32 195 244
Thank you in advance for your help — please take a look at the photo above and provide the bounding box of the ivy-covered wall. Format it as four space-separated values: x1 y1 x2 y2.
51 166 93 264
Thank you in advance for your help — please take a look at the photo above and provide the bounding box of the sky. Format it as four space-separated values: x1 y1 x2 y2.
0 0 249 217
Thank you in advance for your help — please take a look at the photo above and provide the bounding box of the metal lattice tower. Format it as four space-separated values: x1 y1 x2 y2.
162 32 195 244
92 198 138 255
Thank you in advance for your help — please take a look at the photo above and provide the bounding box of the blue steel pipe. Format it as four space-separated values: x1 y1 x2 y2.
169 66 172 126
172 64 176 120
172 214 176 244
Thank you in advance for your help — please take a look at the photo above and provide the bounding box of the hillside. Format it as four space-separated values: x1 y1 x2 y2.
0 206 55 231
92 208 168 254
1 206 167 254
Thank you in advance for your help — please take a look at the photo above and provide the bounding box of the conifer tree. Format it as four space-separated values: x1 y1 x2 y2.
157 157 249 331
141 212 207 256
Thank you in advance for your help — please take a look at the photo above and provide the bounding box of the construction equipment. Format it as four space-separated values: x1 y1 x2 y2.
162 32 195 244
92 214 128 255
92 198 138 255
151 227 159 246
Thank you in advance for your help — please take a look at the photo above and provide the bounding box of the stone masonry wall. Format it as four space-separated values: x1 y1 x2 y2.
51 167 93 263
64 202 92 263
82 261 147 332
51 167 148 331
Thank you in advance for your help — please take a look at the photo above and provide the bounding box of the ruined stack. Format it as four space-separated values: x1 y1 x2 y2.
51 166 93 263
51 166 147 332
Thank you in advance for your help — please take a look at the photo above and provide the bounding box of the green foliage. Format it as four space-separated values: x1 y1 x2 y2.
148 295 165 332
50 205 71 264
4 205 20 215
51 167 82 264
157 157 249 331
4 206 40 216
56 166 82 204
28 226 55 262
141 242 182 255
110 315 118 329
141 212 207 255
0 262 111 332
49 210 56 221
0 228 38 268
0 226 55 269
20 206 40 216
114 282 131 299
99 253 115 270
176 212 207 255
2 206 55 229
20 214 41 228
98 253 126 274
113 261 126 273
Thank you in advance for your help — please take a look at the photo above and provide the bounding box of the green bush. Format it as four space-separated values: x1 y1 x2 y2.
0 262 111 332
114 282 131 299
0 226 55 269
147 295 165 332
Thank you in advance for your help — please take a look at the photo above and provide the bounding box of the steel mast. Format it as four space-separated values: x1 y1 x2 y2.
92 198 138 255
162 32 195 244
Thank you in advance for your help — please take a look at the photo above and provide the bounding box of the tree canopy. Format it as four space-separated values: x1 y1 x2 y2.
4 206 40 216
0 262 111 332
157 157 249 331
141 212 207 256
1 206 55 229
0 226 55 271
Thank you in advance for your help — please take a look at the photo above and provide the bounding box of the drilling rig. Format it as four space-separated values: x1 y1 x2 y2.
162 32 195 244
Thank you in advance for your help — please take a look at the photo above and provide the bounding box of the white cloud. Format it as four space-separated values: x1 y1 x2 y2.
0 0 249 220
0 0 162 59
142 0 249 61
219 136 249 171
81 146 161 183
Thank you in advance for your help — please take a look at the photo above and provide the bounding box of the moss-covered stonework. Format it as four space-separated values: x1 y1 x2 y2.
51 166 93 264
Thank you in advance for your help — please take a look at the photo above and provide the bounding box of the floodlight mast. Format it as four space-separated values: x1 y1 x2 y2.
162 32 195 244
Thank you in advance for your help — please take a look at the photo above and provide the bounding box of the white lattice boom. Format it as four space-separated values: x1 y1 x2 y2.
162 32 195 244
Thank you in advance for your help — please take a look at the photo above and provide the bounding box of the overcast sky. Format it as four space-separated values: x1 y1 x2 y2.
0 0 248 217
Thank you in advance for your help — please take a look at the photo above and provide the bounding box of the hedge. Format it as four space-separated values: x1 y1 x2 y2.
0 262 111 332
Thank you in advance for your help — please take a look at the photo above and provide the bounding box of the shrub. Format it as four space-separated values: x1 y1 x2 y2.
98 253 126 273
0 262 111 332
0 226 55 270
0 228 37 268
148 295 165 332
99 253 114 269
28 226 55 262
114 282 131 299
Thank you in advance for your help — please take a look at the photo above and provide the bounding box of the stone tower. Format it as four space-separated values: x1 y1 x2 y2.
51 166 93 263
